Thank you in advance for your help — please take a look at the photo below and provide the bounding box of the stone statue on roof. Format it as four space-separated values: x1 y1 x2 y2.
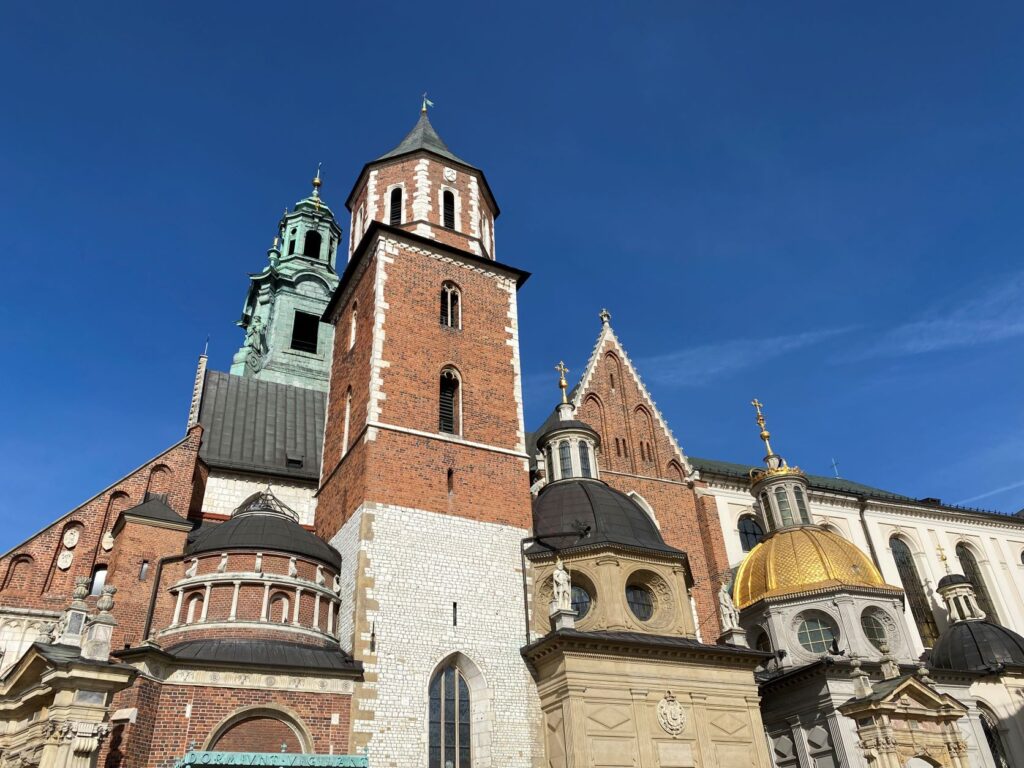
552 558 572 613
719 582 741 631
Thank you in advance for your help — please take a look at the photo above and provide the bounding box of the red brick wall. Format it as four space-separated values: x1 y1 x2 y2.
102 680 352 768
213 716 299 752
0 428 202 621
576 342 729 638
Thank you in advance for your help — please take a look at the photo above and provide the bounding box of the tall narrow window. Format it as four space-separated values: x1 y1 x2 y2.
390 187 402 226
288 229 297 255
440 282 461 328
639 442 646 462
738 516 764 552
290 311 320 353
546 446 557 481
890 537 939 647
428 663 471 768
955 543 1000 623
439 369 461 434
615 438 621 457
443 190 455 229
342 388 352 456
349 303 357 350
89 566 108 596
793 486 810 523
979 707 1010 768
578 443 592 478
559 441 572 478
774 487 794 527
303 231 322 258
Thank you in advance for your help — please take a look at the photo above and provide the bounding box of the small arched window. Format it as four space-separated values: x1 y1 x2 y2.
342 388 353 456
428 663 471 768
439 369 461 435
440 282 461 328
578 442 592 478
186 594 203 624
738 516 764 552
890 537 939 647
269 593 290 624
89 565 108 597
774 487 794 526
288 228 297 255
303 230 322 258
559 441 572 478
956 543 1000 623
349 303 357 350
390 187 403 226
793 486 810 523
442 190 455 229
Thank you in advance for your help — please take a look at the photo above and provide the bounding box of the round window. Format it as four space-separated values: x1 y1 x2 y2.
571 586 592 619
861 612 887 651
797 615 837 654
625 584 654 621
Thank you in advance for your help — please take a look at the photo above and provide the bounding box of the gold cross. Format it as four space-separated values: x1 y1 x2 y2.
555 361 569 403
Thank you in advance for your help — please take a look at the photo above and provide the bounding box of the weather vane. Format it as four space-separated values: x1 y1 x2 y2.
422 92 435 113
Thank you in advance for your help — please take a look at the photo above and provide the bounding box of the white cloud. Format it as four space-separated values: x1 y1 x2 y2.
638 326 855 388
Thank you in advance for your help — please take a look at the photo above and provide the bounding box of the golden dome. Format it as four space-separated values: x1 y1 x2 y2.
733 526 901 609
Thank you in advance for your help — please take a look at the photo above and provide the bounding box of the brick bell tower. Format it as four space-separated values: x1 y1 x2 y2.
317 103 539 766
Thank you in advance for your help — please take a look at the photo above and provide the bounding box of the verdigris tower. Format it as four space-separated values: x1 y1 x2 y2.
230 169 342 391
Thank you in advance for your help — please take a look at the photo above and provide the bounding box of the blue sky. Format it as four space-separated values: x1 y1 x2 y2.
2 3 1023 551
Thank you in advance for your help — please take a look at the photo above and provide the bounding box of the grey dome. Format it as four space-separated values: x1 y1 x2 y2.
937 573 971 590
535 419 600 450
186 491 340 568
930 620 1024 673
530 479 682 557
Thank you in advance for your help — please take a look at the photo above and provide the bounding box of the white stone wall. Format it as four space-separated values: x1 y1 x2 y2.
0 608 59 674
706 478 1024 653
202 471 317 525
332 503 541 768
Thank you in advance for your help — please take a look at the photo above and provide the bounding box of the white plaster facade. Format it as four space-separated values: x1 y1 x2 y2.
331 503 541 768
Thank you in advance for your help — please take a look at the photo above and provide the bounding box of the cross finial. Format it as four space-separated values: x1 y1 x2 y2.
599 308 611 326
422 92 435 114
936 544 951 574
312 163 323 210
555 361 569 404
750 398 774 456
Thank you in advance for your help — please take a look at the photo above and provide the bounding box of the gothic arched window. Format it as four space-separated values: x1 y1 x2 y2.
429 663 471 768
303 231 322 258
440 282 461 328
979 706 1010 768
956 543 1000 623
439 369 461 435
889 537 939 647
578 442 592 478
389 187 402 226
442 190 455 229
738 516 764 552
559 441 572 478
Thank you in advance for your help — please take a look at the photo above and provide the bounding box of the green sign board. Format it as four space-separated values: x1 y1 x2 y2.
175 752 367 768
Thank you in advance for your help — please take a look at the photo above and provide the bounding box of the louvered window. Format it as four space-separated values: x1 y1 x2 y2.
578 443 592 478
559 441 572 478
443 190 455 229
390 187 402 226
956 543 999 623
440 282 461 328
890 537 940 647
439 370 460 434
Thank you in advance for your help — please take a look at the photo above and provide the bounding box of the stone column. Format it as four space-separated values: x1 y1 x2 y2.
200 583 211 622
313 594 321 631
171 589 183 627
293 588 303 625
229 581 241 621
690 693 712 768
261 583 271 621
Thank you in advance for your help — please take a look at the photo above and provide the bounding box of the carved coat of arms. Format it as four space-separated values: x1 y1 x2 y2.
657 691 686 736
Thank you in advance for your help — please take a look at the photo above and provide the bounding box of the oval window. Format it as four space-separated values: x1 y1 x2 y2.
625 584 654 621
861 612 887 651
571 586 592 619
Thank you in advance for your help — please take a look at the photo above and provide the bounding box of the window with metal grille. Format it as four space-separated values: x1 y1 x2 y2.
290 311 319 353
439 370 460 434
443 190 455 229
440 282 461 328
578 443 592 478
980 707 1010 768
797 615 837 654
956 543 1000 623
389 187 402 226
738 516 764 552
890 537 939 647
559 441 572 478
303 230 322 258
429 663 471 768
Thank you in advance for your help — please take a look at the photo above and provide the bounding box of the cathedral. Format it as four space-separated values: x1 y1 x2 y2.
1 105 1023 768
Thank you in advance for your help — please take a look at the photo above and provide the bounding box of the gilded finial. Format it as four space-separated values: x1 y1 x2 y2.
750 398 774 457
937 544 951 574
421 92 435 114
555 361 569 404
599 308 611 326
312 163 322 211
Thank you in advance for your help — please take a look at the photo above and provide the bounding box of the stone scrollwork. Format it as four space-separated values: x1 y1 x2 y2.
657 691 686 736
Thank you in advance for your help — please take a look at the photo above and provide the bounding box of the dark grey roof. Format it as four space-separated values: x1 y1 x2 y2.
535 419 599 450
376 112 470 167
198 371 325 481
119 497 191 529
690 456 915 501
186 512 341 568
529 479 683 557
937 573 971 590
164 638 360 673
930 620 1024 673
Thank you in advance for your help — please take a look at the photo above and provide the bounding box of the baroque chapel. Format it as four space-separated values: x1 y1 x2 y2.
1 106 1024 768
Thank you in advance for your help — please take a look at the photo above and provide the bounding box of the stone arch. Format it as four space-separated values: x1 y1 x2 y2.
626 491 660 530
427 651 492 768
205 705 313 754
146 464 172 498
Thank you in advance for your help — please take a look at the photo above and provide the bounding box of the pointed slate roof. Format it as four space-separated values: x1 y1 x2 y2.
116 497 192 530
376 111 470 167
